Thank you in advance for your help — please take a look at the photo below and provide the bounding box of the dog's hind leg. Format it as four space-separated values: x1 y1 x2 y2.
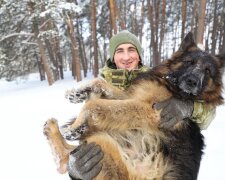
43 118 76 174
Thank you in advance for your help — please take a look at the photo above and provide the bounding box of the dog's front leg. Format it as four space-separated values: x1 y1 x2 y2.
67 99 160 134
65 78 128 104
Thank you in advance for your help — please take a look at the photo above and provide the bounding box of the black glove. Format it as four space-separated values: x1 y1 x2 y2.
68 142 104 180
154 97 194 129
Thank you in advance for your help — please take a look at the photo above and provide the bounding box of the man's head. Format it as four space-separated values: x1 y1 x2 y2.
109 30 143 70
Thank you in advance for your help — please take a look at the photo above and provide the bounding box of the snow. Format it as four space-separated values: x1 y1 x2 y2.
0 71 224 180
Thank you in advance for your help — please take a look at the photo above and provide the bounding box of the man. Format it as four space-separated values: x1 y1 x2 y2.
67 30 216 179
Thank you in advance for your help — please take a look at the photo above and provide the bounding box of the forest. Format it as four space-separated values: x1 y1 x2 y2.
0 0 224 85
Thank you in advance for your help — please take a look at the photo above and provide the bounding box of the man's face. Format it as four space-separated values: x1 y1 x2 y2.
113 43 140 71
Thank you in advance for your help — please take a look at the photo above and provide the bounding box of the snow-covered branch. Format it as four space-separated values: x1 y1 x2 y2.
0 33 34 42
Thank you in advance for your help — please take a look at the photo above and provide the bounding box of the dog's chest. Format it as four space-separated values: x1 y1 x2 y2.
110 130 167 178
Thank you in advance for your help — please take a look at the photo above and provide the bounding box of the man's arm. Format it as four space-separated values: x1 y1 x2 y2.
191 102 216 130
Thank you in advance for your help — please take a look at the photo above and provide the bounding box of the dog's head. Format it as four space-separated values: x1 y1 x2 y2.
158 32 225 104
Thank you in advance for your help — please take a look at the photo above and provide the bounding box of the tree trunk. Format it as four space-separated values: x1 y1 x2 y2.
133 1 138 35
53 37 64 79
77 19 87 77
33 18 54 85
35 53 45 81
147 0 160 66
221 0 225 53
74 0 87 77
211 0 218 55
159 0 166 61
191 1 197 33
139 0 145 44
91 0 99 77
66 17 82 82
115 1 126 30
123 0 127 26
196 0 207 44
181 0 187 40
45 39 59 80
109 0 117 34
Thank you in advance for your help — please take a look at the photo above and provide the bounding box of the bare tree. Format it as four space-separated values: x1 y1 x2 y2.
77 19 88 77
196 0 207 44
190 1 198 33
139 0 145 44
33 18 54 85
91 0 99 77
109 0 117 35
221 0 225 52
65 17 82 81
115 2 126 30
147 0 160 66
181 0 187 40
53 37 64 79
159 0 166 61
211 0 218 55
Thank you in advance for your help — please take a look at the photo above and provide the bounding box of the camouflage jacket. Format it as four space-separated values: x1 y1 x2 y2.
100 59 215 130
101 59 149 89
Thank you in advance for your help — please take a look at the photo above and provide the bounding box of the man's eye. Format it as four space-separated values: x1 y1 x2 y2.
116 50 123 53
129 48 137 52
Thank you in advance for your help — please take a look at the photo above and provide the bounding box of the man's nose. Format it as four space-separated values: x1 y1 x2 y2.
122 51 130 60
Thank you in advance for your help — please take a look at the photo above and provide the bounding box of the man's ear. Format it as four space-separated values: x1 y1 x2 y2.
178 32 197 52
215 53 225 69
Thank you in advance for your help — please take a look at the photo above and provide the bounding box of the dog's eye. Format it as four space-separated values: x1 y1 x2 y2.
205 68 210 75
184 59 194 65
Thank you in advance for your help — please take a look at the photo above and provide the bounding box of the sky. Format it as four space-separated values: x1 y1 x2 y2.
0 71 224 180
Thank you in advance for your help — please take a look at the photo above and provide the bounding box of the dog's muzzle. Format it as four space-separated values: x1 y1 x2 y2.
178 74 203 96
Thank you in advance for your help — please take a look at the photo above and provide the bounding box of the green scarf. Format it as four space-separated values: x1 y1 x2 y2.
100 59 150 90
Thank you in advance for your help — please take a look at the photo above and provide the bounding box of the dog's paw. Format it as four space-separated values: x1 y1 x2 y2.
63 123 88 141
65 86 92 104
43 118 59 138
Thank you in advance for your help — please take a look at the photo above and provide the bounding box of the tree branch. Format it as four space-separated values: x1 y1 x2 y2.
0 33 34 42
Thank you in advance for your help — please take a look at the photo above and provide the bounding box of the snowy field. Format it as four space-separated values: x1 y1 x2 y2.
0 71 224 180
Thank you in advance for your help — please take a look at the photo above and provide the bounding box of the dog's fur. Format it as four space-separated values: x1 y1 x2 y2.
44 32 225 180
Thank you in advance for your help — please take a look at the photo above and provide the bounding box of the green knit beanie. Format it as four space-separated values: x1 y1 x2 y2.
109 30 143 62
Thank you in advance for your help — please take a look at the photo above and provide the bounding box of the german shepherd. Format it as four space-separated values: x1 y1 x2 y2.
44 32 225 179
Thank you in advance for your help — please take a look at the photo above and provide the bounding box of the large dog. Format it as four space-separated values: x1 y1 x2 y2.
44 32 224 179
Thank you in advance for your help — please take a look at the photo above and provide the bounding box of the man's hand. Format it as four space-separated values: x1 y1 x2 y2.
68 142 104 180
154 97 194 129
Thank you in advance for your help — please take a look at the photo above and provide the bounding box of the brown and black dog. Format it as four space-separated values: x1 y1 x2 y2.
44 32 224 180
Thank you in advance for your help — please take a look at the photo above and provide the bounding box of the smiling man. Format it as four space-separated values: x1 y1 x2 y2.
101 30 149 89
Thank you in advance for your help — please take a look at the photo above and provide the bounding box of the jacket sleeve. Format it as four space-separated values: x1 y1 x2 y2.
191 102 216 130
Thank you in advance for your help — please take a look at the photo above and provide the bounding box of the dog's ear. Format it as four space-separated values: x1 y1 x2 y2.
178 32 197 51
215 53 225 69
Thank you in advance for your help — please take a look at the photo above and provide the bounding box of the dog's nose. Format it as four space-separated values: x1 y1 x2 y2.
185 75 198 87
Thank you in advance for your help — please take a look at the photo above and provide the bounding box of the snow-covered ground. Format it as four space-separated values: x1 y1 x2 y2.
0 71 224 180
